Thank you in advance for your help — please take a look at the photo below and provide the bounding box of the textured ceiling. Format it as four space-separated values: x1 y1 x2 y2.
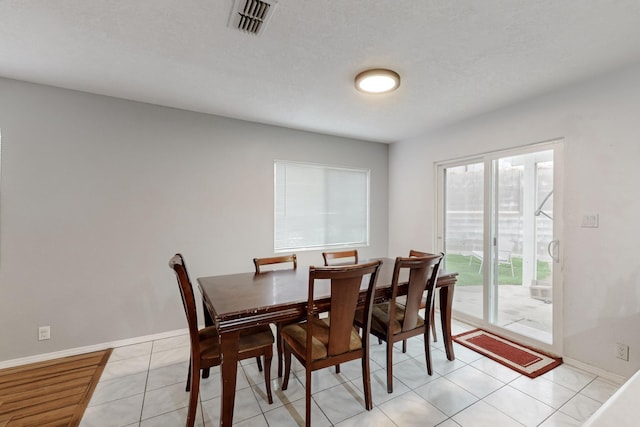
2 1 640 143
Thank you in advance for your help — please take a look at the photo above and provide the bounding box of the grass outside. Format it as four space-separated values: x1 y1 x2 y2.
445 253 551 286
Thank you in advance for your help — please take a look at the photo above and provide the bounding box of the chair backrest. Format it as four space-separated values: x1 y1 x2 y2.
253 254 297 274
391 250 443 333
322 249 358 266
168 253 201 354
307 260 382 357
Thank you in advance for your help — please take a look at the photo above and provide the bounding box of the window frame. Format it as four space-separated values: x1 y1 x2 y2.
273 160 370 253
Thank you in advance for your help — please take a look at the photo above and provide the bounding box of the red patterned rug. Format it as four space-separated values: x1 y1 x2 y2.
453 329 562 378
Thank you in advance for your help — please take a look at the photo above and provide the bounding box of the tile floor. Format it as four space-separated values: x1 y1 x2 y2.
80 319 622 427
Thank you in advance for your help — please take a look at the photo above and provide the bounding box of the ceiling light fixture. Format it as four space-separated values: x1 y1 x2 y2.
355 69 400 94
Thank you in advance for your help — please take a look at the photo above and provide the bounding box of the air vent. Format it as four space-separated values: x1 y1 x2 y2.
228 0 277 35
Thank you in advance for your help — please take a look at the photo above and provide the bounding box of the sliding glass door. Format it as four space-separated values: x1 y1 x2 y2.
437 141 562 352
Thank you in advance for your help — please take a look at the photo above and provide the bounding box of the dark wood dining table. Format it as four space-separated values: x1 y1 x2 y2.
197 258 457 427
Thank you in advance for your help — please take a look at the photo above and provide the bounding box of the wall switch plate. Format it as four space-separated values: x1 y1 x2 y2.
581 213 599 228
616 343 629 361
38 325 51 341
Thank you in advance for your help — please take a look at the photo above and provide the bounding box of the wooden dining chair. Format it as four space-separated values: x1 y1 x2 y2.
355 250 443 393
253 253 297 273
253 253 297 377
281 260 383 427
169 254 274 427
322 249 358 265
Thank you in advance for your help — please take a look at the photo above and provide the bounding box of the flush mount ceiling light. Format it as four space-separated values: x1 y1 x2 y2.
355 69 400 94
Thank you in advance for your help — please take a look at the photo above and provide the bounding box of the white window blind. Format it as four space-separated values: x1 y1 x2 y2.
274 161 369 252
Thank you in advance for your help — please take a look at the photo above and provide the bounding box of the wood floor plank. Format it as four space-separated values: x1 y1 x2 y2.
0 384 88 414
0 354 105 386
0 367 94 397
7 404 76 427
0 349 111 427
0 352 105 380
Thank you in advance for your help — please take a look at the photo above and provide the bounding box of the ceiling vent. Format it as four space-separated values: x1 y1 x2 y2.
228 0 277 35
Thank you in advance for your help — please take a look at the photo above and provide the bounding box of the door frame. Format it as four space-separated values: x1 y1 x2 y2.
435 139 564 355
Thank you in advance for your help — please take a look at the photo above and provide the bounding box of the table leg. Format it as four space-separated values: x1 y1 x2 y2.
202 301 214 379
439 284 455 361
219 330 240 427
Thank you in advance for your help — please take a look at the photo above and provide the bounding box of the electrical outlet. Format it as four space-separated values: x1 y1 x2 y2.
615 343 629 361
38 326 51 341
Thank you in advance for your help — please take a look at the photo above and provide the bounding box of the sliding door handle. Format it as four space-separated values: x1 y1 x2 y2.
547 240 560 263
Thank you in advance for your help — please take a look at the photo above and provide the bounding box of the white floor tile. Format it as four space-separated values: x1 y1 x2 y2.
470 357 522 383
378 391 448 426
199 367 251 401
483 385 554 426
80 393 144 427
538 411 583 427
509 375 576 409
262 397 332 427
541 364 596 392
82 321 615 427
148 346 190 370
558 393 602 423
452 400 523 427
351 368 412 405
101 354 150 381
579 377 620 403
312 382 370 424
145 361 189 391
335 407 396 427
141 381 191 420
139 405 204 427
413 376 478 416
152 334 190 353
89 371 148 406
110 342 153 362
445 365 505 398
201 387 263 425
391 356 440 390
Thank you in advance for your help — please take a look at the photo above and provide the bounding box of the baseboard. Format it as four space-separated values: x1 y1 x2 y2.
563 356 628 384
0 328 188 370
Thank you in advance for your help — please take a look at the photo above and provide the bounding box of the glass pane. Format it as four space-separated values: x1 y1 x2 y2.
493 150 553 343
443 162 484 320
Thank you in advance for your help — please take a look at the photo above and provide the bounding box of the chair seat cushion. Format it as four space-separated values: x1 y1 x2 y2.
281 318 361 361
199 325 274 362
356 302 424 336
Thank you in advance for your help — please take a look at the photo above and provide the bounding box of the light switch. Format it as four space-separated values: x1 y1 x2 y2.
581 213 599 228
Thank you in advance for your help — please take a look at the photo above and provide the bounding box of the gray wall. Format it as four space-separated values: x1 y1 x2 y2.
0 77 389 363
389 62 640 378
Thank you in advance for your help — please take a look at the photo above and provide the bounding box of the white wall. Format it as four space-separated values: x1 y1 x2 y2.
389 62 640 377
0 77 389 363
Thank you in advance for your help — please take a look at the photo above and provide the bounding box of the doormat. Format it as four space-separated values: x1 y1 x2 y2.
0 348 112 426
453 329 562 378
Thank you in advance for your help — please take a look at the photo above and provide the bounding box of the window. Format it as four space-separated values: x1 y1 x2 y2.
274 161 369 252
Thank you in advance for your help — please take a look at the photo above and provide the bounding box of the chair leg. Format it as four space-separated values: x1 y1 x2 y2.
424 331 433 376
276 324 283 377
402 340 407 353
386 340 394 394
185 358 192 392
256 356 263 372
430 307 437 342
336 364 341 374
263 352 273 404
361 353 373 410
282 344 291 390
305 368 312 427
186 360 200 427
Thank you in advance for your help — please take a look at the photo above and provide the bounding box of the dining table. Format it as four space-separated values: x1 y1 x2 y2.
197 257 457 427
